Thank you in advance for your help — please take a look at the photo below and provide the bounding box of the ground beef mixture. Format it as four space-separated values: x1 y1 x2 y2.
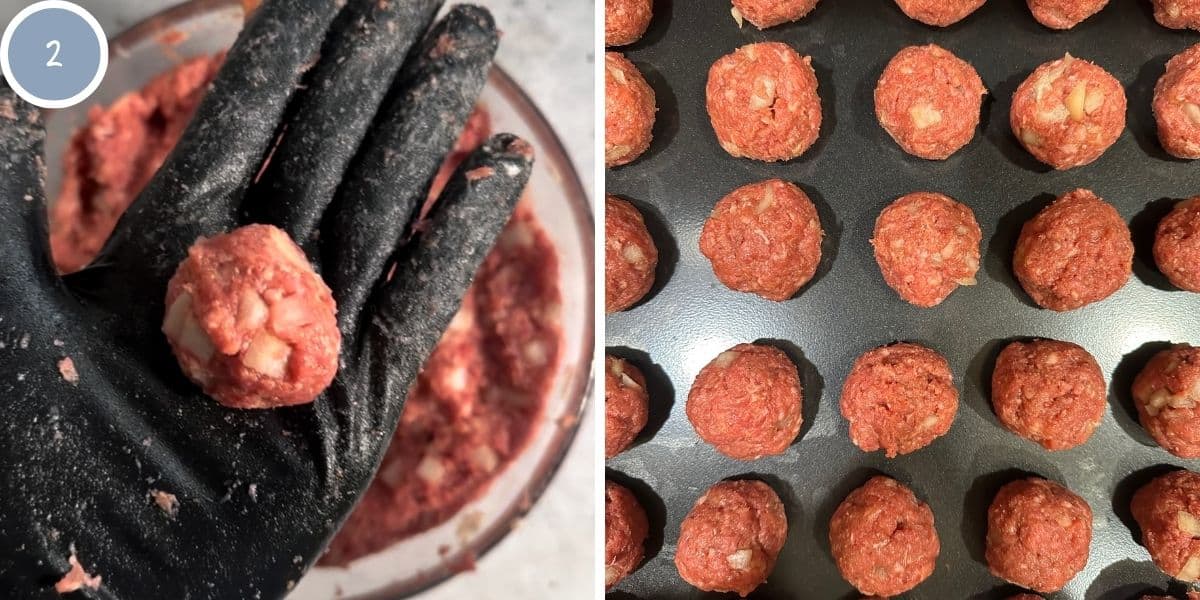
871 192 981 307
675 480 787 597
730 0 820 29
840 342 958 457
1155 44 1200 160
606 480 649 589
605 355 649 458
991 339 1106 451
893 0 985 26
1133 344 1200 459
1154 0 1200 30
605 195 659 313
1013 188 1133 311
605 52 656 168
706 42 822 162
874 45 986 160
1010 54 1126 170
686 343 803 460
1027 0 1109 29
1155 197 1200 292
1133 469 1200 582
986 477 1092 593
605 0 653 46
829 476 939 597
699 179 824 301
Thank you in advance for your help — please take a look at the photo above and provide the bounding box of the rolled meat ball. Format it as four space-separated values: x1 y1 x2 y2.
605 196 658 313
706 42 822 162
686 343 803 460
1133 344 1200 458
1156 44 1200 160
874 45 987 160
829 476 940 597
731 0 820 29
606 480 649 589
1011 54 1126 170
1155 197 1200 292
893 0 985 26
163 224 340 409
1027 0 1109 29
675 480 787 597
699 179 824 301
606 52 656 168
991 339 1106 450
840 342 958 458
986 477 1092 593
1132 469 1200 582
871 192 982 307
1154 0 1200 30
605 0 652 46
1013 188 1132 311
605 355 649 458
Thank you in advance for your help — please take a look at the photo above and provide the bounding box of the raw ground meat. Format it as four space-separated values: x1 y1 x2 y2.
840 342 958 457
1010 54 1126 170
686 343 803 460
1154 0 1200 30
1013 188 1133 311
605 195 659 313
730 0 820 29
990 339 1106 450
699 179 823 301
1154 197 1200 291
893 0 985 26
706 42 822 162
829 476 940 597
1133 344 1200 459
986 477 1092 593
54 554 102 594
1027 0 1110 29
675 480 787 597
605 355 649 458
1133 469 1200 582
606 480 649 589
605 0 653 46
874 45 986 160
1155 44 1200 160
606 52 656 167
871 191 981 307
163 224 340 409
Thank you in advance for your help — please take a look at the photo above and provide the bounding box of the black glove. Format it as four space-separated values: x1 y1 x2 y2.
0 1 533 598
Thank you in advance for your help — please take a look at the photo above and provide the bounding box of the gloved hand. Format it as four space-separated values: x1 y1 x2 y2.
0 1 532 598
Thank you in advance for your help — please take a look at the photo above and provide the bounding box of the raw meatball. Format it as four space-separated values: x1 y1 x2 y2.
675 480 787 597
605 0 652 46
893 0 985 26
686 343 803 460
829 476 940 597
1010 54 1126 170
731 0 820 29
1154 0 1200 29
1132 469 1200 582
1027 0 1109 29
991 339 1106 450
871 192 981 307
606 355 649 458
874 45 987 160
1156 44 1200 160
1013 188 1133 311
706 42 822 162
163 224 340 409
606 52 656 168
605 196 658 313
606 481 649 589
699 179 824 301
840 342 958 457
1133 344 1200 458
1155 198 1200 291
986 477 1092 593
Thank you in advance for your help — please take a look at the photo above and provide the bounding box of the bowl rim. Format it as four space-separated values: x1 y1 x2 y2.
102 1 596 597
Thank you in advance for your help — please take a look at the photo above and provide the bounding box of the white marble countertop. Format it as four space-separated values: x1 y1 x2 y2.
0 1 596 598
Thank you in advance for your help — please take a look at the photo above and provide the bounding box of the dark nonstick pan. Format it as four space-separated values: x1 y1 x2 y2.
606 0 1200 597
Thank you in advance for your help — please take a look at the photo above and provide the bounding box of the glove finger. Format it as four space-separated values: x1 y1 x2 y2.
0 80 56 295
320 4 498 331
241 0 444 256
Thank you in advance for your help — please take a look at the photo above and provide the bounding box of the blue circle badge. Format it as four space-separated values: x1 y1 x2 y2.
1 1 108 109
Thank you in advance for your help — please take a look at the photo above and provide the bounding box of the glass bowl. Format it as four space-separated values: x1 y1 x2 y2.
41 1 594 597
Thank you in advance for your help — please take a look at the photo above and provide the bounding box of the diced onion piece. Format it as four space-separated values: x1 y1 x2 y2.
714 351 739 368
163 293 193 338
731 6 744 27
243 331 291 378
178 315 216 362
727 549 753 570
1178 511 1200 537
